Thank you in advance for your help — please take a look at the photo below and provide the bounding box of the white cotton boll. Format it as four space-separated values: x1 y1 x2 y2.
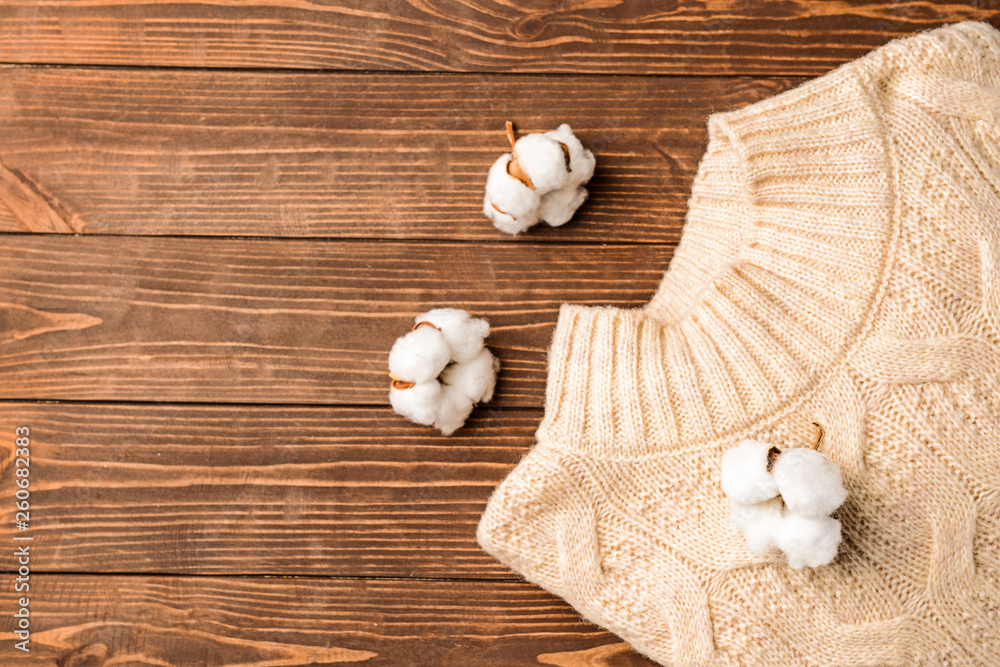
776 514 842 569
388 309 498 435
387 326 451 384
720 439 780 504
730 497 784 555
483 124 595 234
772 448 848 517
417 308 490 364
483 194 529 235
389 380 442 427
484 154 540 213
512 133 571 193
484 155 541 235
545 124 596 186
538 183 588 227
534 126 594 226
440 347 499 403
434 384 476 436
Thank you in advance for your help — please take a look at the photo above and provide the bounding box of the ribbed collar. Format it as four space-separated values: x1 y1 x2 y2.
536 25 925 457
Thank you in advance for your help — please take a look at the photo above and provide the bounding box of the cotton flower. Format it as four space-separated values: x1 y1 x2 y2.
483 155 541 235
513 133 572 192
388 310 500 436
720 432 847 569
545 123 596 183
416 308 491 364
776 514 842 570
538 184 589 228
389 380 442 427
729 497 784 555
387 324 450 384
483 122 595 235
433 384 478 437
771 447 848 517
439 347 498 404
720 439 781 504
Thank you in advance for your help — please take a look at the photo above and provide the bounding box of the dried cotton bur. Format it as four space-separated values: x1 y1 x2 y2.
484 121 596 235
388 309 500 435
721 424 848 569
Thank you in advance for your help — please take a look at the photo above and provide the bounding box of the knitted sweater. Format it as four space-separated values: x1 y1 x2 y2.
478 22 1000 667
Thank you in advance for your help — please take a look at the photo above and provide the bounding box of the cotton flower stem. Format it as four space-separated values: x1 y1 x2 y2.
505 120 517 151
811 422 824 450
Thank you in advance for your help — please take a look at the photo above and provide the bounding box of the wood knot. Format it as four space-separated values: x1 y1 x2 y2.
510 14 547 40
59 643 108 667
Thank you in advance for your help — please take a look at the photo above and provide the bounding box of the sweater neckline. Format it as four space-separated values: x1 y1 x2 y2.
536 45 907 458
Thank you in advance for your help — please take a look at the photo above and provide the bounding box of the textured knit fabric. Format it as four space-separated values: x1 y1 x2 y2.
478 22 1000 667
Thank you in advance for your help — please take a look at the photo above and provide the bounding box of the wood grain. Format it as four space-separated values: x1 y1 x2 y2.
0 574 658 666
0 67 795 240
0 403 534 578
5 5 973 664
0 161 82 234
0 235 667 405
0 1 995 74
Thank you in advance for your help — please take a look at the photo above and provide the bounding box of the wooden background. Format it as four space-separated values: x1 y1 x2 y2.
0 2 998 665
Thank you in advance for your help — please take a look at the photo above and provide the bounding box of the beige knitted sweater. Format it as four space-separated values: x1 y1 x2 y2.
478 22 1000 667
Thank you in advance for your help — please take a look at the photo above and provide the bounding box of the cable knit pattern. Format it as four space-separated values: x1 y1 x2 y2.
478 22 1000 667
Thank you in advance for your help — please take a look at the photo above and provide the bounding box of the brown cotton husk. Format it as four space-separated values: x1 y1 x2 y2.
489 200 516 220
389 372 416 390
413 320 442 332
766 446 782 472
557 141 572 171
504 120 536 189
507 154 535 189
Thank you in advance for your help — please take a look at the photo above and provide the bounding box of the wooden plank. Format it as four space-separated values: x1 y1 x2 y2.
0 0 995 74
0 67 795 241
0 574 658 666
0 236 667 405
0 403 534 578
